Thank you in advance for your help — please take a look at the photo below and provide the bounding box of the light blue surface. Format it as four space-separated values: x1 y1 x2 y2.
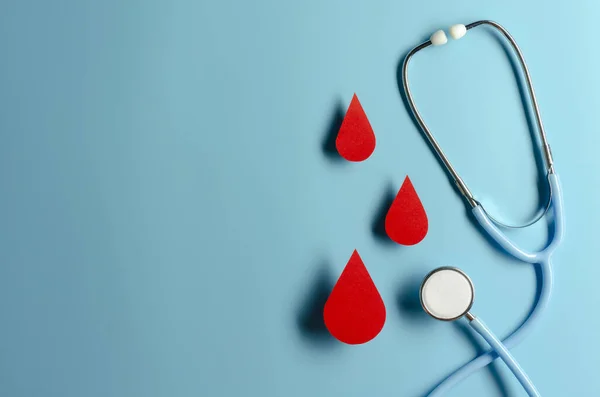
0 1 597 396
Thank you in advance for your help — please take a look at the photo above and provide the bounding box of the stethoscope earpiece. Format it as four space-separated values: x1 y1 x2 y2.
429 30 447 46
429 24 467 46
449 24 467 40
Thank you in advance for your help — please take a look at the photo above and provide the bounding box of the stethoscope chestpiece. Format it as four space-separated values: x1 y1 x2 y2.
419 267 474 321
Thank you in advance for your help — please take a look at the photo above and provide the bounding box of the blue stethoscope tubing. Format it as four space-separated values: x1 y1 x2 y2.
430 176 563 397
402 20 565 396
469 316 541 397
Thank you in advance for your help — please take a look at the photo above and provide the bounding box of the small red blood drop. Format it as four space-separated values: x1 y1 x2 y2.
385 176 428 245
335 94 376 162
323 250 386 345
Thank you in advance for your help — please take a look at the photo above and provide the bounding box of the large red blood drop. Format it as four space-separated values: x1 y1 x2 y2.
323 250 386 345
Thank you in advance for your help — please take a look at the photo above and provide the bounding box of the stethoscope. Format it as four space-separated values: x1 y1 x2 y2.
402 21 565 396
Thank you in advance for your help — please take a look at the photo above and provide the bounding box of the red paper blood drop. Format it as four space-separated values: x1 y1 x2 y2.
335 94 376 162
385 176 428 245
324 250 386 345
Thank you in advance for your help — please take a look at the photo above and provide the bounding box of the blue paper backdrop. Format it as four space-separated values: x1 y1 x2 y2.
0 1 597 396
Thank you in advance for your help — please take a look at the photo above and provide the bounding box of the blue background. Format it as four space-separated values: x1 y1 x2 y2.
0 0 596 396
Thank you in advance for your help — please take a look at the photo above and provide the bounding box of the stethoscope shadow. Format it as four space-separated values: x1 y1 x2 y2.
396 272 429 323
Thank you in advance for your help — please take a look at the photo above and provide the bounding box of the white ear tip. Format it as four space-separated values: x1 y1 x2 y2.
449 24 467 40
430 30 448 46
